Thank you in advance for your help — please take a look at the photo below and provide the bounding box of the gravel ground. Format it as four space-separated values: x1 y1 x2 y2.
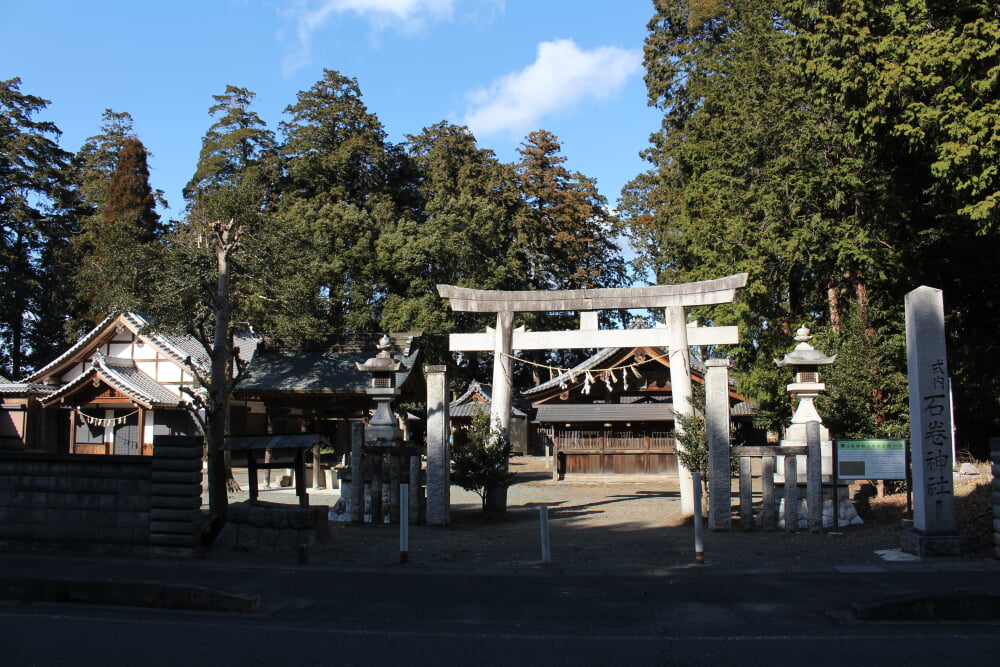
205 456 998 573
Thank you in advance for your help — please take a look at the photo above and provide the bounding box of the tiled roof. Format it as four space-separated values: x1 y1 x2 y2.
0 381 55 397
221 433 328 451
449 380 527 417
27 312 259 384
238 334 420 394
41 354 183 409
535 403 677 423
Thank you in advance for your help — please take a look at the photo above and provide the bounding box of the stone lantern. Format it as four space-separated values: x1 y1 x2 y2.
774 327 860 527
353 334 417 525
775 326 836 445
355 334 406 451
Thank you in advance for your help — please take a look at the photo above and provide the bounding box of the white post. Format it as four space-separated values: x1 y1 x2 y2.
400 483 409 563
667 305 695 516
539 504 551 563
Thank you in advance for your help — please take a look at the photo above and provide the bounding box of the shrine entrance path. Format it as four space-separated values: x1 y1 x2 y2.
217 457 984 574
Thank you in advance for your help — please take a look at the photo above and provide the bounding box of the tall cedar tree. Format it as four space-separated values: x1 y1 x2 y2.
73 135 164 322
515 129 627 384
102 136 161 238
276 69 409 331
379 121 524 374
184 85 277 207
0 78 73 379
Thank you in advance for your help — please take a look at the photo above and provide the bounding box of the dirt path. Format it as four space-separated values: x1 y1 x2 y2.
214 456 969 572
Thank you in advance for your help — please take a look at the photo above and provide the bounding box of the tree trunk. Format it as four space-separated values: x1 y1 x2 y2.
827 281 841 333
206 219 238 523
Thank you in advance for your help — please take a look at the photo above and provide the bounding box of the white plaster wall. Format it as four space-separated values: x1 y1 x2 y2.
107 339 134 359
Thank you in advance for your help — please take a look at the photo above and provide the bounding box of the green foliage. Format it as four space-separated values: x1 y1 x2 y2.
72 135 164 322
275 69 407 332
515 129 626 293
451 407 515 513
184 85 277 207
671 383 708 477
629 0 1000 454
0 77 73 378
814 310 910 440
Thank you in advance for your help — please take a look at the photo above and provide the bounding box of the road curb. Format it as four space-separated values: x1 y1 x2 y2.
0 577 261 613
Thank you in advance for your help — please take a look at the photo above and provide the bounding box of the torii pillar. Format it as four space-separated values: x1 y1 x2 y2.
438 274 747 516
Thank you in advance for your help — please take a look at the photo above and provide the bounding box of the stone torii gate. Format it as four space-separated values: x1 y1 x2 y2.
437 273 748 516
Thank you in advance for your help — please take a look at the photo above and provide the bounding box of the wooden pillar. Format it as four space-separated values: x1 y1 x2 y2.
69 407 77 454
247 450 259 502
295 448 309 508
137 408 147 456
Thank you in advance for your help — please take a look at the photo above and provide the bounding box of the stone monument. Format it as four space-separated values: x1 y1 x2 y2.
901 286 967 555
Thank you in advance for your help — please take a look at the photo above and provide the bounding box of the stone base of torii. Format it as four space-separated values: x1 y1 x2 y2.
421 274 748 523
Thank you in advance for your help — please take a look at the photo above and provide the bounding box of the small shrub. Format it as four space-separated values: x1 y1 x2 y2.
452 407 515 513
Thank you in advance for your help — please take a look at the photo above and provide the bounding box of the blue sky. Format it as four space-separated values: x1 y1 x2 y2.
2 1 661 222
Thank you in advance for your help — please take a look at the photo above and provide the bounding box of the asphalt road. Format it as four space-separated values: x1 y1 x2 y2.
3 566 999 666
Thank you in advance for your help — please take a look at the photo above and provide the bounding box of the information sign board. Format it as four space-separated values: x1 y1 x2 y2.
835 439 907 480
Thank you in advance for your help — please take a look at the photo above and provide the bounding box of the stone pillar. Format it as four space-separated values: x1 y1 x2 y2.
666 305 695 516
902 286 966 555
350 421 364 523
706 359 731 531
490 310 514 436
425 365 450 526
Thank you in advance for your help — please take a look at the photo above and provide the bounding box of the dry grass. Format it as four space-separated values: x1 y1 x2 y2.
853 461 995 554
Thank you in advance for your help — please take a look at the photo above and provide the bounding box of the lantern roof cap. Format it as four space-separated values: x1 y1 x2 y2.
355 334 407 373
774 327 836 368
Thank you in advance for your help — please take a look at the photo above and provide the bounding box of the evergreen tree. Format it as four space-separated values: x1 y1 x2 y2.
184 85 277 207
515 129 625 292
378 121 523 369
275 69 406 331
514 129 627 383
628 0 1000 451
0 78 73 378
72 109 136 217
73 135 164 320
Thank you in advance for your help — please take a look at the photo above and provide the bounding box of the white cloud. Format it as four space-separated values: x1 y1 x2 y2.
464 39 642 139
280 0 494 73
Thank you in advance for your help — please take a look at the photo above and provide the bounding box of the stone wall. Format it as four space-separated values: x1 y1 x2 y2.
214 501 329 555
0 436 203 557
0 452 151 553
